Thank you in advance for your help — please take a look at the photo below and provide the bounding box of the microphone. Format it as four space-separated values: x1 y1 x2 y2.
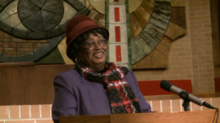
160 80 215 109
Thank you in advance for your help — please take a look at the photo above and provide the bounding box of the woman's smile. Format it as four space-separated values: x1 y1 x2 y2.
94 51 104 58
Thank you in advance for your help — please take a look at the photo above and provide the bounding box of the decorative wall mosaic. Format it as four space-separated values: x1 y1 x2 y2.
0 0 89 63
86 0 186 69
0 0 186 69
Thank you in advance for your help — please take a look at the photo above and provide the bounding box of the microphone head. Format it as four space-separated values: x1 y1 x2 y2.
160 80 173 92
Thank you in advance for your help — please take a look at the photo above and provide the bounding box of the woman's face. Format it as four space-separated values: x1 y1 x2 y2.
77 33 108 71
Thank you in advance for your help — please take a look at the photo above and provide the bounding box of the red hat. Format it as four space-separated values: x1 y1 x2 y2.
65 15 109 50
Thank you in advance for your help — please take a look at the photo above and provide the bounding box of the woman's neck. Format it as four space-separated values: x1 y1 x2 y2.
90 64 105 71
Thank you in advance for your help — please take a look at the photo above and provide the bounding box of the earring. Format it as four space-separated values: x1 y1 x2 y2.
75 57 79 63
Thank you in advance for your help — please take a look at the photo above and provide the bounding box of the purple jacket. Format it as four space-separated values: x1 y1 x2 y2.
52 69 151 123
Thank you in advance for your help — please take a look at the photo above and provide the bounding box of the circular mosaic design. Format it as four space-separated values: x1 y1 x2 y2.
18 0 64 32
0 0 90 62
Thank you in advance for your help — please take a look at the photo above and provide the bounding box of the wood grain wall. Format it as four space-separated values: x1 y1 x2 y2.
0 63 74 105
0 62 219 105
210 0 220 92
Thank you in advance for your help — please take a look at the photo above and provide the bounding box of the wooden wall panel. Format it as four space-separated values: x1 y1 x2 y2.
210 0 220 92
20 66 37 104
1 63 220 105
0 66 22 104
0 63 74 105
20 65 51 104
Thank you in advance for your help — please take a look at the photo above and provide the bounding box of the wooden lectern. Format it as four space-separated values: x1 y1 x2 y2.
60 110 219 123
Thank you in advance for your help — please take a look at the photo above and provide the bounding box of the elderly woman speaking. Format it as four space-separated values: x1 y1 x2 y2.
52 15 151 123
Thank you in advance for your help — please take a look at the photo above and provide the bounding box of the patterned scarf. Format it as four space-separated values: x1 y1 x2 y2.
76 62 140 114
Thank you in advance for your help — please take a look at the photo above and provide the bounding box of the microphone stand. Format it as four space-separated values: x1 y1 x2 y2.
182 99 190 111
179 91 190 111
